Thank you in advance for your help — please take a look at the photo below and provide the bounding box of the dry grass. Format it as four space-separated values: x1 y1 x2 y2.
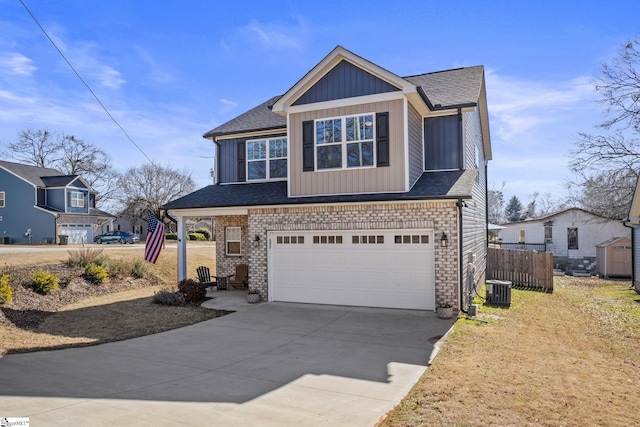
378 276 640 427
0 243 223 354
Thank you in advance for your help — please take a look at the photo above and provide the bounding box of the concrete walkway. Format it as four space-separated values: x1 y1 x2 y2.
0 296 455 426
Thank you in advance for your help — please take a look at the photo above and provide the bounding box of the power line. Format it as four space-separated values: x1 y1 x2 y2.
19 0 153 163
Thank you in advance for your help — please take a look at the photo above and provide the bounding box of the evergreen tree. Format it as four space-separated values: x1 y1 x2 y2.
505 196 526 222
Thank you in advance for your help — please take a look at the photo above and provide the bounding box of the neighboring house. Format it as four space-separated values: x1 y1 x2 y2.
625 179 640 293
111 212 148 239
0 160 114 244
500 208 631 274
164 46 492 311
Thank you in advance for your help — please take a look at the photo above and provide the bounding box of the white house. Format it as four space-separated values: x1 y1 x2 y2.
500 208 630 273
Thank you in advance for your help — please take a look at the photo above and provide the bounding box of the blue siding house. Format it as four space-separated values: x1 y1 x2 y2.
0 160 114 244
164 46 492 312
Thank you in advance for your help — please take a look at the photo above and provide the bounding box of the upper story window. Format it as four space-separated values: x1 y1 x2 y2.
0 191 4 208
247 138 287 180
316 114 374 170
70 191 85 208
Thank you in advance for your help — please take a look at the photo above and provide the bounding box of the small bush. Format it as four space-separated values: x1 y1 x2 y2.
107 258 130 279
152 289 185 306
187 232 206 241
31 270 59 294
165 232 178 240
178 278 207 303
0 274 12 304
131 258 148 278
67 248 106 267
196 227 211 240
84 263 109 284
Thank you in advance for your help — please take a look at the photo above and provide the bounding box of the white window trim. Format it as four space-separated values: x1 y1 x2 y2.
225 226 242 256
246 137 288 182
314 113 376 171
70 191 85 208
0 191 5 208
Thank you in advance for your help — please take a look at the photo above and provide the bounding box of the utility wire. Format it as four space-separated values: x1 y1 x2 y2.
19 0 153 163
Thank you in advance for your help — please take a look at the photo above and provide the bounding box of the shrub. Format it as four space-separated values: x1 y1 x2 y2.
67 248 106 267
0 274 12 304
131 258 148 278
152 289 185 306
165 232 178 240
31 270 59 294
177 278 207 303
84 263 109 284
196 227 211 240
187 232 206 241
107 258 130 279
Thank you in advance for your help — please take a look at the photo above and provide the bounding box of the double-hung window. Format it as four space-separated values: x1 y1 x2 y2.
316 114 374 170
226 227 242 256
0 191 4 208
247 138 287 181
70 191 85 208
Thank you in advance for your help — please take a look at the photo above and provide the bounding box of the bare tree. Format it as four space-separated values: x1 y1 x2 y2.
487 182 506 224
570 37 640 218
115 162 195 223
4 129 62 167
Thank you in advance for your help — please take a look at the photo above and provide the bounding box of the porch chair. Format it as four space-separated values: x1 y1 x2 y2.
228 264 249 289
196 266 216 289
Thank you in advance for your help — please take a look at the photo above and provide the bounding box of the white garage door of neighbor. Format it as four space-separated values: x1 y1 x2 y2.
268 230 435 310
60 224 93 244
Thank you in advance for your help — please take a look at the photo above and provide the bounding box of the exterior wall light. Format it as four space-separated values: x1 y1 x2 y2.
440 232 448 247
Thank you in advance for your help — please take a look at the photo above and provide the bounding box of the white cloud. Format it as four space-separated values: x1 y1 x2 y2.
238 18 305 49
486 70 597 142
0 52 37 76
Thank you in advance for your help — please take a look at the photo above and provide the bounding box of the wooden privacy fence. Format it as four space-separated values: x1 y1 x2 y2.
487 247 554 292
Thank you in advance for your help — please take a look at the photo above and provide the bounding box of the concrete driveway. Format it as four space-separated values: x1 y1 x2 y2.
0 302 454 426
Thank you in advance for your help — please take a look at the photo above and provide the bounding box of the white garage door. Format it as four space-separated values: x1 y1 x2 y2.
268 229 435 310
60 224 93 244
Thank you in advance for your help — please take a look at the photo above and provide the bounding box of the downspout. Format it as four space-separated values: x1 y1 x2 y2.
213 137 221 185
457 198 468 314
623 219 635 288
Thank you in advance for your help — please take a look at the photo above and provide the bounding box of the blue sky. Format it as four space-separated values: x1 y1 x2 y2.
1 0 639 204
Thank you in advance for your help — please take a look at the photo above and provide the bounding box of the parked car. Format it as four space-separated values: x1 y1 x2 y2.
94 231 140 244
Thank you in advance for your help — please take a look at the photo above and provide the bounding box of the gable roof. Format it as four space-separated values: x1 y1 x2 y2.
0 160 65 187
627 176 640 224
500 207 616 227
163 170 477 211
203 46 489 148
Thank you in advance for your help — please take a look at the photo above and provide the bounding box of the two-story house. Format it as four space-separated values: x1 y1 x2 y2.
0 160 114 244
164 46 492 312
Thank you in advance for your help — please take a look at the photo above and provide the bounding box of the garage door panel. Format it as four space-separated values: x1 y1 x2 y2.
269 230 435 310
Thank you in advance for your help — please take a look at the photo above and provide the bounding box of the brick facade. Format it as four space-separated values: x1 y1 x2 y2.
217 201 460 308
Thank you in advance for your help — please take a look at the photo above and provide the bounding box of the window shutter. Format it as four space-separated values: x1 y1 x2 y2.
302 120 314 171
376 112 389 167
237 141 246 182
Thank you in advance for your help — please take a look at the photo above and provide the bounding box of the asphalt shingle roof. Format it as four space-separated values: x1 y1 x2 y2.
40 175 79 187
203 95 286 138
163 170 477 210
0 160 65 187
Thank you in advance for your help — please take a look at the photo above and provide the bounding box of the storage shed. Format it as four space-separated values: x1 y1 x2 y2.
596 237 632 278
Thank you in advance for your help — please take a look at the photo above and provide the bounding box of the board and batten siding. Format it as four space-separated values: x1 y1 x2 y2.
461 108 488 294
289 99 406 197
424 114 460 171
407 102 423 188
217 134 287 184
292 60 400 106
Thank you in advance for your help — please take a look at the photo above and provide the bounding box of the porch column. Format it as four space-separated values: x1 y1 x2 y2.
176 215 187 281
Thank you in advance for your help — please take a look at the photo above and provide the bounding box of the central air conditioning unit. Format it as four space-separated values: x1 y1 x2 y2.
485 280 512 306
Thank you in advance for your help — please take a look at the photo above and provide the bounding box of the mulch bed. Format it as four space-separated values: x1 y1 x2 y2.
0 263 158 330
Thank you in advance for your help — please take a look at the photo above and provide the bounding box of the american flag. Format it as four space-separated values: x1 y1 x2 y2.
144 209 166 264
